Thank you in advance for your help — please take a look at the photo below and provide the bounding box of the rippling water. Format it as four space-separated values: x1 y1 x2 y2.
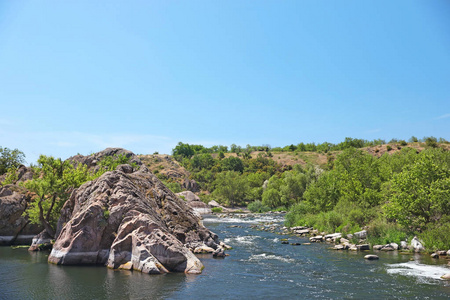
1 214 450 299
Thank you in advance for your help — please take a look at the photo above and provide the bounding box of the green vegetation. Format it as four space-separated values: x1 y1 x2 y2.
99 154 138 170
211 207 223 213
285 147 450 251
21 155 100 237
0 147 25 175
20 153 136 237
247 200 271 213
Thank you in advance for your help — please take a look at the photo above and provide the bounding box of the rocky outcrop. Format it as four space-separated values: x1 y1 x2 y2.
176 191 211 215
0 184 42 245
48 165 219 274
182 179 200 193
67 148 142 172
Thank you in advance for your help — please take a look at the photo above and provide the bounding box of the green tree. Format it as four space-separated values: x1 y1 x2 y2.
22 155 99 237
220 156 244 173
172 142 195 159
384 149 450 229
408 136 419 143
212 171 248 207
0 147 25 175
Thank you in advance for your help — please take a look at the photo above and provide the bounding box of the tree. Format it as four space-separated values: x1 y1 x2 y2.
409 136 418 143
22 155 98 237
384 149 450 229
172 142 195 159
220 156 244 173
212 171 248 207
424 136 438 148
0 147 25 175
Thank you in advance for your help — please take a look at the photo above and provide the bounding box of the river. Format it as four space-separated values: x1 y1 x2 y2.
1 214 450 299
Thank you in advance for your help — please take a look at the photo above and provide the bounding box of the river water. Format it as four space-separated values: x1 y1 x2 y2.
1 214 450 299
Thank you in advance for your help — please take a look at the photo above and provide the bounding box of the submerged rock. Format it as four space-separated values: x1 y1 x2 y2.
48 166 218 274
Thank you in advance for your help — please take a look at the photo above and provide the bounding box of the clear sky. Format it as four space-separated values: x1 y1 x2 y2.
1 0 449 163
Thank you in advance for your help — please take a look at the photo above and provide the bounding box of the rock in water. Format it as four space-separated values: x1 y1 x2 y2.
48 166 219 274
364 255 379 260
441 274 450 280
411 236 424 253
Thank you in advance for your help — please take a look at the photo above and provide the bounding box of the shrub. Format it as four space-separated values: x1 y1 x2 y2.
247 201 271 213
285 201 316 227
386 145 392 151
165 182 182 193
421 222 450 252
211 207 223 213
366 218 408 245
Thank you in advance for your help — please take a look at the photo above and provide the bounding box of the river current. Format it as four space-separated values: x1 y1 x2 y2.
1 214 450 299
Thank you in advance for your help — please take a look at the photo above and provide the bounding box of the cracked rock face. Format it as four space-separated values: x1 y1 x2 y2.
0 184 42 244
48 165 218 274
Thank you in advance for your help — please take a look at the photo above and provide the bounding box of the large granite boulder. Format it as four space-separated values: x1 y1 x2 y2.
48 165 219 274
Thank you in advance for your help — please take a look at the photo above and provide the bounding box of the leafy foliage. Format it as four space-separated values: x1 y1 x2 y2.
0 147 25 175
98 154 137 171
212 171 248 207
383 148 450 229
247 200 271 213
22 155 101 237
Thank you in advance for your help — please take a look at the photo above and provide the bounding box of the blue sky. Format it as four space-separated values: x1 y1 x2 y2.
1 0 449 163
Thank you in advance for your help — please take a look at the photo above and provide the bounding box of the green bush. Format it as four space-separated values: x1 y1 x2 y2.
164 181 182 193
421 222 450 251
247 201 271 213
211 207 223 213
366 218 408 245
284 201 315 227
